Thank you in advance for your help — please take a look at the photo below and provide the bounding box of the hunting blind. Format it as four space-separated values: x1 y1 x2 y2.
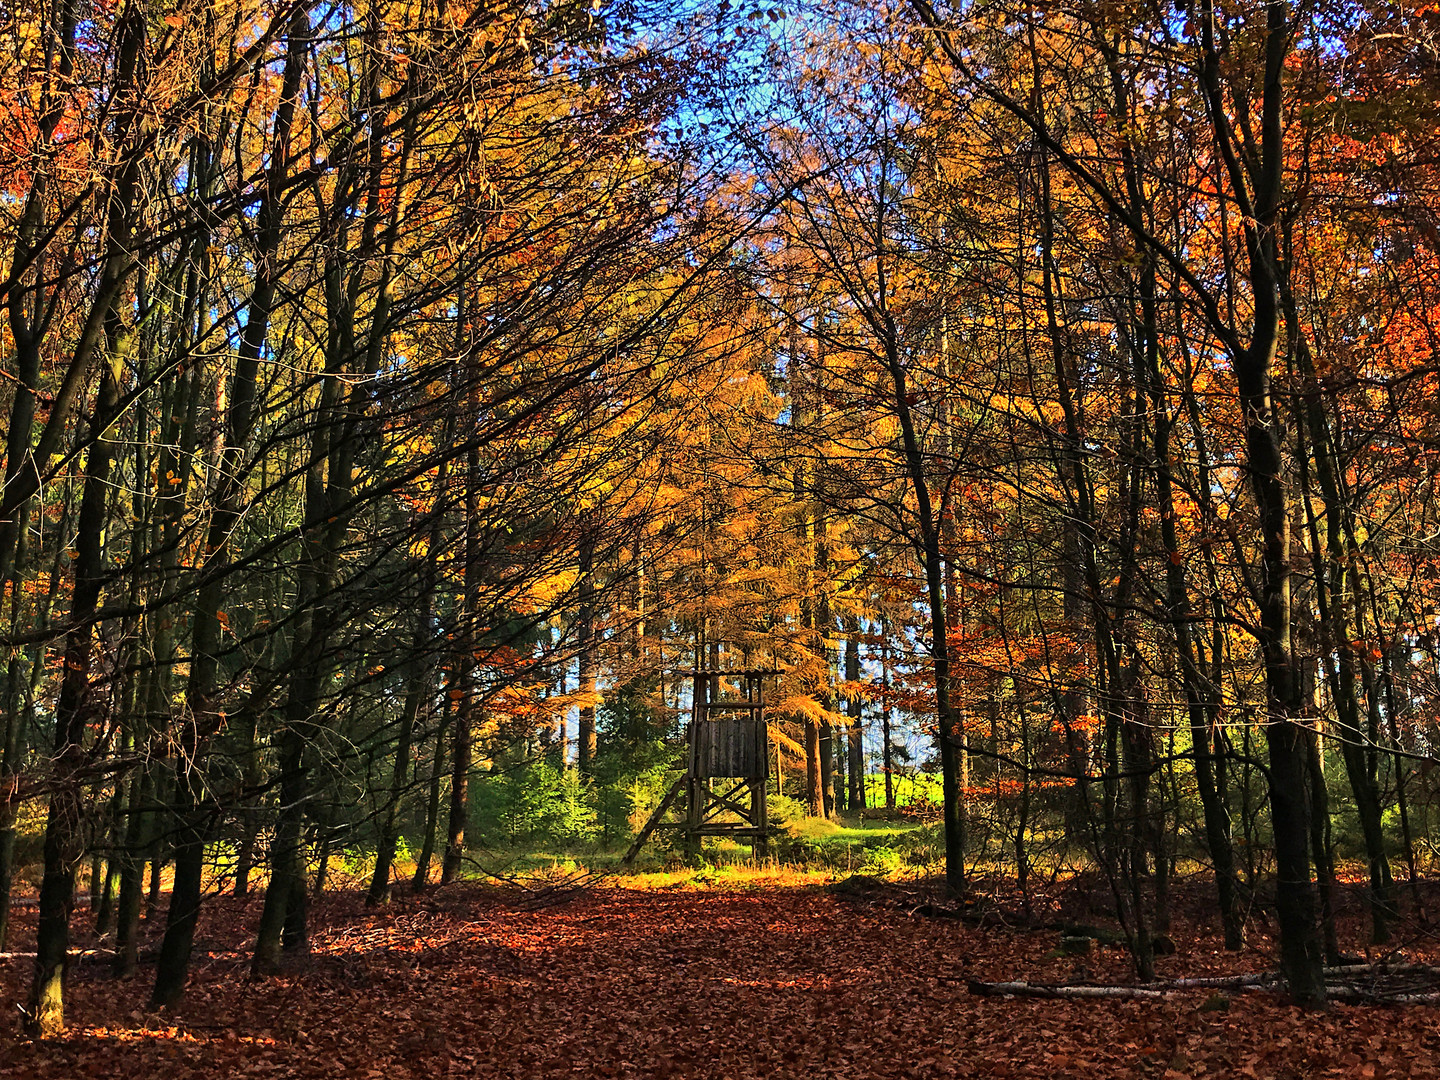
621 669 777 864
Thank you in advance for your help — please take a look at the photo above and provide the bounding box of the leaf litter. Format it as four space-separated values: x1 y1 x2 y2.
1 880 1438 1078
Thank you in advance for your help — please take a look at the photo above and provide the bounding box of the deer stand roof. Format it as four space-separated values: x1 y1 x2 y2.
622 670 777 865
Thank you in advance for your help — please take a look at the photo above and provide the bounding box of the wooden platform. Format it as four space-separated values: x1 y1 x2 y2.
621 668 776 864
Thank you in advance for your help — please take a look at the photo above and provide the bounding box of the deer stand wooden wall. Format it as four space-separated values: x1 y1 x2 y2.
622 670 773 865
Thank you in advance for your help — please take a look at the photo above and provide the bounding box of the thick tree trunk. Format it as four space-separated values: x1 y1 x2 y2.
149 772 209 1006
22 0 149 1032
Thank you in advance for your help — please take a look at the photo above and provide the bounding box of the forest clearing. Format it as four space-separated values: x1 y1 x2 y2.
4 872 1440 1078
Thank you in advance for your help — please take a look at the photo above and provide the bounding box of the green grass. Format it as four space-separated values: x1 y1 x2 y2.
827 820 919 842
862 772 942 808
364 773 948 890
780 813 924 842
418 808 935 888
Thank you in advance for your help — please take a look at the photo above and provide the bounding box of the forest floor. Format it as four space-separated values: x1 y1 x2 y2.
2 874 1439 1078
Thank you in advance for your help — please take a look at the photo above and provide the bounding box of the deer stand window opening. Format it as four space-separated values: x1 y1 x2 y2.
622 670 776 865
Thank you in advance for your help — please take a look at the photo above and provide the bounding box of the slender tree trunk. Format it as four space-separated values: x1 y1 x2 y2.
576 526 599 774
93 778 125 933
882 314 965 895
0 571 40 950
1197 0 1322 1005
1146 278 1243 950
443 429 483 885
442 688 472 882
443 596 475 877
27 318 127 1037
1284 229 1393 946
233 711 261 900
369 621 436 903
804 719 822 817
145 797 166 921
819 719 835 819
845 619 865 809
153 7 310 1008
113 767 151 977
413 675 452 892
937 319 969 834
313 831 333 895
252 722 309 975
369 452 446 904
881 627 894 812
1304 726 1342 966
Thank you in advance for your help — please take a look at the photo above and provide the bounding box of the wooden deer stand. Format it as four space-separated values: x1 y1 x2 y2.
622 669 776 864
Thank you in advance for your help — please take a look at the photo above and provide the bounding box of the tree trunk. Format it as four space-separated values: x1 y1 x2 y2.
1283 227 1394 947
881 628 894 812
413 679 452 892
819 720 835 818
113 767 151 977
882 314 965 895
231 687 265 902
252 723 309 976
1305 725 1342 966
576 526 599 774
804 719 822 817
153 6 310 1008
845 619 865 809
93 780 124 933
27 321 127 1037
369 651 432 904
369 477 446 905
443 435 483 885
1197 0 1323 1005
443 661 475 886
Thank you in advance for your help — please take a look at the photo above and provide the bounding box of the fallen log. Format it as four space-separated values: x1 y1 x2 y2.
1326 987 1440 1005
1136 973 1277 991
970 963 1440 1005
0 948 117 962
968 980 1169 1000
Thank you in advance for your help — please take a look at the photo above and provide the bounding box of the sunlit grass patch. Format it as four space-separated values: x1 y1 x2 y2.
620 862 840 890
